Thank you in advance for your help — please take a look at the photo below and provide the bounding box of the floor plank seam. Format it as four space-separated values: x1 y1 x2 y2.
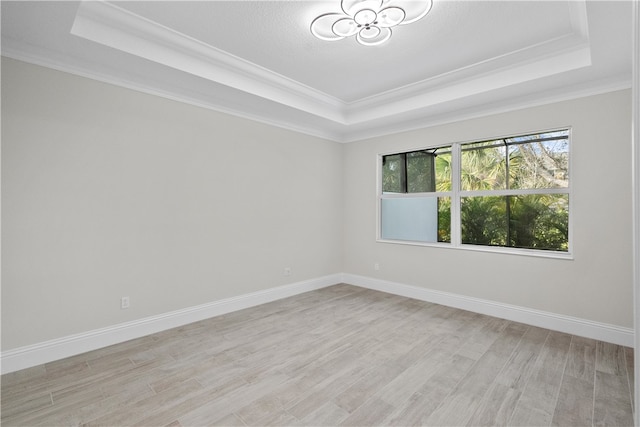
0 285 634 427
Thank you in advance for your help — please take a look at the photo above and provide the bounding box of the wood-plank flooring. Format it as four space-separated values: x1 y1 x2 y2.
1 284 635 426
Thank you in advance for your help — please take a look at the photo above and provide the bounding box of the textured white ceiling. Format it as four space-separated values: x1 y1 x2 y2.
1 1 633 142
113 1 575 102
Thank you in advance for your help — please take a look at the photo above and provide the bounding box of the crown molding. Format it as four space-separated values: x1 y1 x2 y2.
0 46 345 143
346 35 591 124
347 0 591 123
4 0 620 144
70 1 593 129
3 43 626 145
340 75 631 143
71 0 348 124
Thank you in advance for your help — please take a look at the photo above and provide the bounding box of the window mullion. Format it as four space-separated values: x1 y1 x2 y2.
401 153 408 193
378 128 570 255
451 142 461 246
460 188 570 197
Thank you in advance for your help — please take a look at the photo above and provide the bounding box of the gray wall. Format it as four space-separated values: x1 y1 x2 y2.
343 89 633 328
1 58 344 350
2 57 633 353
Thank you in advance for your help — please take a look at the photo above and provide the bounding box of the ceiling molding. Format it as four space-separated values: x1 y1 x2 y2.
567 0 590 39
70 0 593 129
347 37 591 124
2 42 628 145
347 0 592 121
341 75 632 143
2 0 630 143
71 0 348 124
0 46 345 143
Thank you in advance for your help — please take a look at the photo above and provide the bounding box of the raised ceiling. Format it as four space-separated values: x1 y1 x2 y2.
1 1 633 142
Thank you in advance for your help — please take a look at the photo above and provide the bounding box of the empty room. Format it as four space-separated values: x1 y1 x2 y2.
2 0 640 426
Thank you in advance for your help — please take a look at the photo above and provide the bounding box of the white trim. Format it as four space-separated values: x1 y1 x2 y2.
69 1 593 129
375 238 573 260
631 0 640 424
70 1 346 124
347 36 592 124
343 273 634 347
0 49 344 143
1 48 630 145
1 0 597 145
376 129 573 259
0 274 340 374
340 77 631 144
2 272 633 374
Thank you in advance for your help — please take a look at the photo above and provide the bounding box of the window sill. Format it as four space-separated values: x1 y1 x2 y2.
376 238 574 260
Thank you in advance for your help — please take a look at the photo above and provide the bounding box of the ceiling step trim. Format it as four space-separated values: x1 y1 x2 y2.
70 1 348 124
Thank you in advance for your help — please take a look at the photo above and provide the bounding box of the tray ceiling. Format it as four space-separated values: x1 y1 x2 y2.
1 1 633 142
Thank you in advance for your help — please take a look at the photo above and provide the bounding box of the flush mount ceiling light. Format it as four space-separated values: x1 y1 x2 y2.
311 0 433 46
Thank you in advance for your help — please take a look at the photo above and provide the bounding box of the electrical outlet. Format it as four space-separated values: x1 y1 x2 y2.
283 267 291 276
374 262 380 271
121 296 130 309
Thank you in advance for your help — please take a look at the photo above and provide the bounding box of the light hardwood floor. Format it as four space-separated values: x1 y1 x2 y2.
1 284 635 426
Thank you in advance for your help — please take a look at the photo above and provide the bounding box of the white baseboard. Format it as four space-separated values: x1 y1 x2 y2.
342 273 634 347
2 272 634 374
0 274 341 374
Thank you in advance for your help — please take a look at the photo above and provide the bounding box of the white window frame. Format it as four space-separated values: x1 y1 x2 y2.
377 128 573 259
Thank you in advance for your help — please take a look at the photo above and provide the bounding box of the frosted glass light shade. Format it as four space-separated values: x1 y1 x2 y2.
310 13 346 40
357 26 391 45
354 9 377 25
341 0 383 16
332 18 359 37
378 7 405 27
310 0 433 46
359 25 381 39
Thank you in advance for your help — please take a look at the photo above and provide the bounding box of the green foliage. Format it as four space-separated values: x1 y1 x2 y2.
407 152 435 192
449 132 569 251
435 152 452 192
460 195 568 251
437 197 451 243
460 197 507 246
509 195 569 251
382 131 569 251
383 149 452 194
461 142 506 190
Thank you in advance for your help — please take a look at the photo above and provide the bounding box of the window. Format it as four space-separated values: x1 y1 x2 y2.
381 147 452 243
379 129 570 255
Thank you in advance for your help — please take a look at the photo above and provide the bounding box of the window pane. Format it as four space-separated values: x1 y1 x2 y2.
461 141 507 191
381 197 448 243
461 196 507 246
382 154 403 193
508 194 568 251
461 195 569 251
435 149 452 192
508 138 569 189
437 197 451 243
406 151 435 193
379 129 569 254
